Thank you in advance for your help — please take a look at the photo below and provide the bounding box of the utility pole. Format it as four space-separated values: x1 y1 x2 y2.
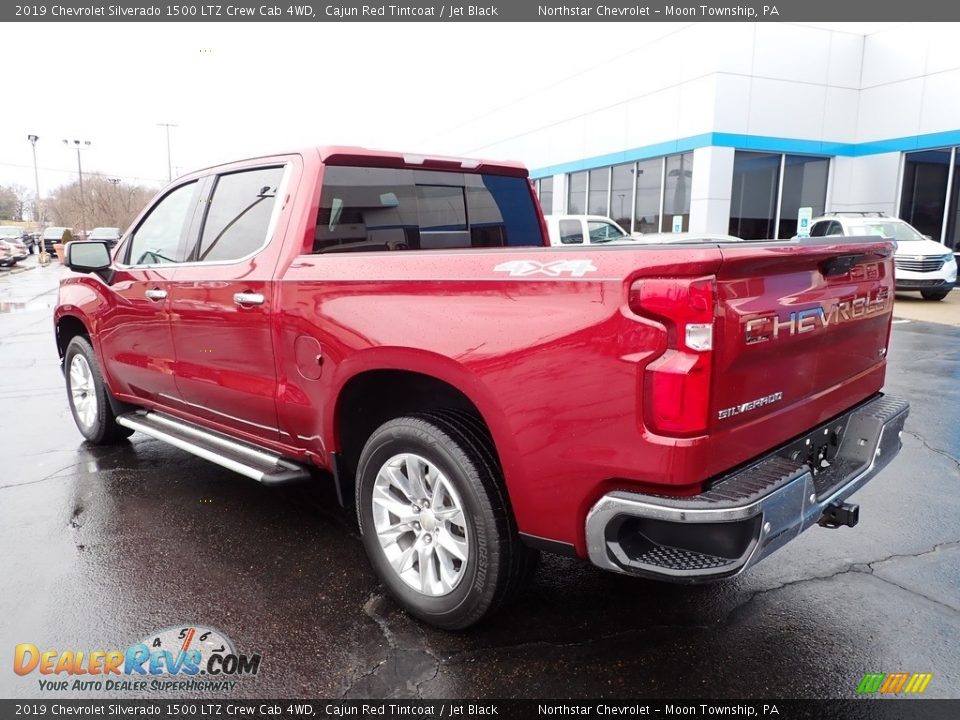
63 139 92 238
27 135 41 223
157 123 178 182
27 135 48 264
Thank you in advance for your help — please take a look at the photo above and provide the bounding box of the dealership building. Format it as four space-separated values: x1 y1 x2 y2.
439 23 960 251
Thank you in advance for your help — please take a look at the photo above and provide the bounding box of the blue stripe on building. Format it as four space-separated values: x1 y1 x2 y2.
529 129 960 179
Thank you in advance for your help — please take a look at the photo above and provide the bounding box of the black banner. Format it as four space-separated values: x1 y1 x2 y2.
5 0 960 22
1 700 959 720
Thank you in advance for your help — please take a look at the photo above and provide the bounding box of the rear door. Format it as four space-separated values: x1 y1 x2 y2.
711 238 894 433
97 181 200 404
167 161 292 443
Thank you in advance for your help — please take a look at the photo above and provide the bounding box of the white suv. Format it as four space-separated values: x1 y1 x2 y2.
808 213 957 301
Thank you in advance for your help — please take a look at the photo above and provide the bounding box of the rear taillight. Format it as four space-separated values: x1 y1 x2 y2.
629 277 715 437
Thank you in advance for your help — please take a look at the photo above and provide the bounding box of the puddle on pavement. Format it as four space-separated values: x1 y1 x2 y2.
0 301 53 314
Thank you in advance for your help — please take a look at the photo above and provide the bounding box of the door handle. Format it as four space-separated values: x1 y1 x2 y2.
234 292 265 306
145 288 167 301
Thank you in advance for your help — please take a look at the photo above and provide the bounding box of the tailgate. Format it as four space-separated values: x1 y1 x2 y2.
711 238 894 433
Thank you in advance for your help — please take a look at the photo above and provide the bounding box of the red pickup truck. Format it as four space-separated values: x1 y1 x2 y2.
55 147 908 629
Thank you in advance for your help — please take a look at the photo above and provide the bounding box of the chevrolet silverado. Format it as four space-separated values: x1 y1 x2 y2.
55 147 909 629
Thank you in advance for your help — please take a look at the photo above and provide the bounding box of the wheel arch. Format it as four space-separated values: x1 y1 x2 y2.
55 313 91 360
328 353 523 511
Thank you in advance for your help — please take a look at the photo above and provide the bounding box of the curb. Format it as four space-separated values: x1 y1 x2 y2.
0 264 37 277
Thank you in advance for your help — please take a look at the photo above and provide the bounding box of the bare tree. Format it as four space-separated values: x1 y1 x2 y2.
0 185 30 221
46 175 157 231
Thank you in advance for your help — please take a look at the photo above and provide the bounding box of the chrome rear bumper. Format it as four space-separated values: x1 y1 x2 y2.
585 394 909 581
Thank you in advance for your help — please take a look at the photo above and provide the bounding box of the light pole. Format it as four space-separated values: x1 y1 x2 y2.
63 139 91 238
157 123 177 182
27 135 47 263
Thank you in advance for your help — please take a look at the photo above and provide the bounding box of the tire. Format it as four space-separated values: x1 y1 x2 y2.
355 411 538 630
64 336 134 444
921 289 950 301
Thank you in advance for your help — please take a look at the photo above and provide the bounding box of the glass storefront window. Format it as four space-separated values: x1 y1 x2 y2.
729 151 781 240
567 171 587 214
610 164 633 231
664 153 693 233
634 157 662 234
563 152 691 234
778 155 829 239
900 149 952 244
588 168 609 215
538 177 554 215
946 151 960 252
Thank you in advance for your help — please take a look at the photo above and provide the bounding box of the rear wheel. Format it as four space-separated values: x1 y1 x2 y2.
920 289 950 301
356 411 537 630
64 336 133 444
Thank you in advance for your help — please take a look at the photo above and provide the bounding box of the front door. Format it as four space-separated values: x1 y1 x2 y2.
167 163 289 444
97 180 201 405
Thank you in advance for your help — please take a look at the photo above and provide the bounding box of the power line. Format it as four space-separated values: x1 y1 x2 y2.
0 160 165 186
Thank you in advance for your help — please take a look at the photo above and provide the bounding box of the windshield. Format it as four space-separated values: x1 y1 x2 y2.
43 227 67 239
0 227 22 238
847 221 926 242
89 228 120 239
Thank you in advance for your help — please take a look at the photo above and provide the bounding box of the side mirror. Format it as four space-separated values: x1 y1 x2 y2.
65 241 112 274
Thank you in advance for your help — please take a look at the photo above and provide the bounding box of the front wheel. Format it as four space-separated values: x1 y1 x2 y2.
920 289 950 301
64 336 134 444
356 411 537 630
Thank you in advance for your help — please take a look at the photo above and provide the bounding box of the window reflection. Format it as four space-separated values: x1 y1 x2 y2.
729 152 781 240
567 171 587 215
900 149 952 244
588 168 609 216
778 156 829 239
634 158 662 234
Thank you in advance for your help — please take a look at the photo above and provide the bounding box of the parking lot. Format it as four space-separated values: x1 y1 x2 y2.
1 256 958 700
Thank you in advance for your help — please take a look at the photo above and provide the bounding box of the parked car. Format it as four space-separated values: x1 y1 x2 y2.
55 146 908 629
0 241 13 267
807 213 957 301
42 227 72 254
0 238 28 263
87 227 122 248
0 226 34 255
544 214 638 246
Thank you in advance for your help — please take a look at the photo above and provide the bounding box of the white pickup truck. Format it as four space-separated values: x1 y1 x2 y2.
544 214 638 246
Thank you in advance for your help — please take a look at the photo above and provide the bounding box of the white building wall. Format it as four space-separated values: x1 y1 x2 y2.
688 147 735 234
436 23 960 235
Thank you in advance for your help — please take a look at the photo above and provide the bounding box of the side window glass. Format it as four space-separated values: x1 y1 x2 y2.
127 182 197 265
193 166 285 262
826 221 843 236
587 220 625 243
559 219 584 244
809 221 827 237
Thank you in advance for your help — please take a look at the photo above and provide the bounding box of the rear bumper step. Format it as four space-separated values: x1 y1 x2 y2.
585 394 909 581
116 411 310 486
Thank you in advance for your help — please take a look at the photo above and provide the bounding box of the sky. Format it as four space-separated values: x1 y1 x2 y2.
2 21 900 198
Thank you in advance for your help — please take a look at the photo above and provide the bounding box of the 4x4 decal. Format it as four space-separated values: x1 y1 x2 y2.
493 259 597 278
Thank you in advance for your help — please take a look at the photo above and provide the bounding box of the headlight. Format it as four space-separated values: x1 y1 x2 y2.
943 254 958 265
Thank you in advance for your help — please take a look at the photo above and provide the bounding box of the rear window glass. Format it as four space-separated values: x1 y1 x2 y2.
311 166 543 253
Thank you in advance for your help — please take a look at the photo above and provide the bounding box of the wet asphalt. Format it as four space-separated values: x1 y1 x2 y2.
1 257 958 701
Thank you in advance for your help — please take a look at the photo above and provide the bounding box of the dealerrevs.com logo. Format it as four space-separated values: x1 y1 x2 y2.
14 625 262 693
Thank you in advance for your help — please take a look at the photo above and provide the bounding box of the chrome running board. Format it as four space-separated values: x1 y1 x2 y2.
116 410 310 486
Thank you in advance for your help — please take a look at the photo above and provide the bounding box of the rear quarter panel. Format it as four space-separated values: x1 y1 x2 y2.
275 245 724 550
